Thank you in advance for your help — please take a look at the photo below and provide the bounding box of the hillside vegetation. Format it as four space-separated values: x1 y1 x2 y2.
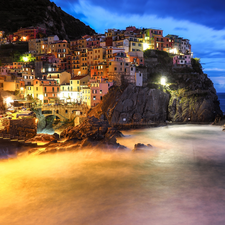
0 0 95 40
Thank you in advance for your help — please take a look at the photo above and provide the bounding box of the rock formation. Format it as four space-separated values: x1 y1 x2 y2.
60 116 124 148
89 85 170 124
27 116 125 154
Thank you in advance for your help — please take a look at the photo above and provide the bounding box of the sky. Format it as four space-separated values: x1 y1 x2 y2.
52 0 225 92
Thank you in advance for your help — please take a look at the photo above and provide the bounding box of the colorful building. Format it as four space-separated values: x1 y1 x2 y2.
33 79 60 104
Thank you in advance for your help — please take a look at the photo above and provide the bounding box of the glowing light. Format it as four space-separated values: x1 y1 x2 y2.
143 43 150 51
39 95 43 101
22 36 27 41
20 87 24 91
59 93 63 99
161 77 166 85
6 97 12 105
169 48 178 54
35 118 39 123
22 57 29 62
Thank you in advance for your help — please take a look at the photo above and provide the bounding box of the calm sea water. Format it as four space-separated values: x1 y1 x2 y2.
217 92 225 113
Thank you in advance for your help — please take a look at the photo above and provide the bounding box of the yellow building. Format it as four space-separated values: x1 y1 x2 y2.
87 47 105 66
82 87 91 107
70 75 90 92
59 83 82 103
25 85 34 98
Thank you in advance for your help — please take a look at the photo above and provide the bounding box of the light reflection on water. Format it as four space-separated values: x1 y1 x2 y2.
1 125 225 225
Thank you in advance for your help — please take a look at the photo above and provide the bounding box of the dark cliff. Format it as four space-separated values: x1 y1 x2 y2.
0 0 95 40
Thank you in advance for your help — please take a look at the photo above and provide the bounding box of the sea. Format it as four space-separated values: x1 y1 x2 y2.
217 92 225 113
1 125 225 224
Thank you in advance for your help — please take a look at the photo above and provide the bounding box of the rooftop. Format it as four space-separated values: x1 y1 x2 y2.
71 75 89 80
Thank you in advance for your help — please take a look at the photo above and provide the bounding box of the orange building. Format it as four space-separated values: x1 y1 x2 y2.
50 41 70 59
33 79 60 104
154 36 173 51
90 63 108 79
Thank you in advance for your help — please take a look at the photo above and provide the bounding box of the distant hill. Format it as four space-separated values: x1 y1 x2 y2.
0 0 95 40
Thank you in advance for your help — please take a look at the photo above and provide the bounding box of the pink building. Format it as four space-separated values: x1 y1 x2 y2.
90 79 113 107
173 54 192 68
126 26 137 32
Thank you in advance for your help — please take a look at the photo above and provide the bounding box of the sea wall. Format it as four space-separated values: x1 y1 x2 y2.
0 118 37 140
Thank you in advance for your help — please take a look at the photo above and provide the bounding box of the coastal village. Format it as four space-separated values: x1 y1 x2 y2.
0 25 195 143
0 26 192 108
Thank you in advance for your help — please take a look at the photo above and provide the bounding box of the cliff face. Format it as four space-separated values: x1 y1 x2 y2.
0 0 95 40
168 73 221 122
110 85 169 124
89 85 170 124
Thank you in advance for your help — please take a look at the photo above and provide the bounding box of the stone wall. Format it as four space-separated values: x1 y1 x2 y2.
3 118 37 140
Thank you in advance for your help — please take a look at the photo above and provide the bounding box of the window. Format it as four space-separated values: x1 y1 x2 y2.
28 87 31 90
132 43 135 46
77 81 79 84
36 87 38 91
93 96 96 100
114 67 117 71
100 90 102 94
52 87 55 92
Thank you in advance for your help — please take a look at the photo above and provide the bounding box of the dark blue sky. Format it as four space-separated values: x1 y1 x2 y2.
52 0 225 92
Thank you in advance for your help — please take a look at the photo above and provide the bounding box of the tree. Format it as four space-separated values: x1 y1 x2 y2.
191 58 203 74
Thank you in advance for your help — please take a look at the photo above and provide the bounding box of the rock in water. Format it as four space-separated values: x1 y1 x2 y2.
133 143 152 151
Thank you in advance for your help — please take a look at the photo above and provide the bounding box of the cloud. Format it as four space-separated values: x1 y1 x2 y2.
54 0 225 30
204 68 225 72
174 27 189 31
